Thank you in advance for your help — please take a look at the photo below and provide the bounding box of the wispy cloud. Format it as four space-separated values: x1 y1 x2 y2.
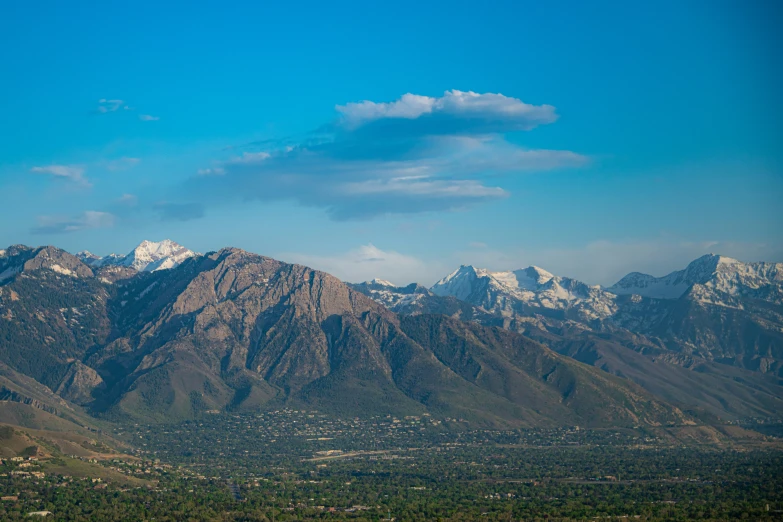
96 99 158 120
181 90 587 220
105 157 141 171
97 99 130 113
30 165 90 186
31 211 115 235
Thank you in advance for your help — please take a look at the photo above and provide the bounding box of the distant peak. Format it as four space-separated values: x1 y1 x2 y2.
73 239 197 272
447 265 488 280
694 253 739 266
133 239 183 252
683 254 741 280
431 264 489 299
610 253 757 300
369 278 395 287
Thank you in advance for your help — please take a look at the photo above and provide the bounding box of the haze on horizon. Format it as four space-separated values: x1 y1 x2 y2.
1 0 781 287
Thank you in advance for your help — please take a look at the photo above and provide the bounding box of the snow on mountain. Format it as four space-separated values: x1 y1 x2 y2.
431 264 617 320
76 239 198 272
430 265 490 301
607 272 689 299
349 279 501 324
428 254 783 324
609 254 783 303
371 278 395 286
75 250 99 262
359 278 397 290
350 280 431 310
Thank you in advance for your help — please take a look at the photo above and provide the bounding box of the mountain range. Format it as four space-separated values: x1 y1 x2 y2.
352 255 783 421
356 255 783 376
0 240 781 432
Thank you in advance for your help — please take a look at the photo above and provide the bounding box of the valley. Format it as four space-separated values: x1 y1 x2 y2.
1 409 781 520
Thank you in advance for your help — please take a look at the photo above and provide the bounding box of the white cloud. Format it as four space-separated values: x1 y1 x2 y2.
336 90 557 131
341 177 508 198
139 114 160 121
117 193 138 205
337 93 436 123
197 167 226 176
32 211 115 235
281 244 448 286
226 151 271 164
450 142 589 172
30 165 90 186
184 90 586 220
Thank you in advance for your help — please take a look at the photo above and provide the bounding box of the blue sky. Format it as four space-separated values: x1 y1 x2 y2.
1 0 781 285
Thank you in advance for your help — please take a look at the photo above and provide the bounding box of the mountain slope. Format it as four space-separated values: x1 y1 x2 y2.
0 361 101 432
520 325 783 421
400 315 690 427
0 245 111 390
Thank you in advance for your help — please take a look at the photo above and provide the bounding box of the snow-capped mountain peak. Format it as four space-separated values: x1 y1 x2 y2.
431 265 488 301
369 278 395 287
123 239 196 271
609 254 782 302
76 239 198 272
495 266 556 291
75 250 99 261
430 263 618 321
